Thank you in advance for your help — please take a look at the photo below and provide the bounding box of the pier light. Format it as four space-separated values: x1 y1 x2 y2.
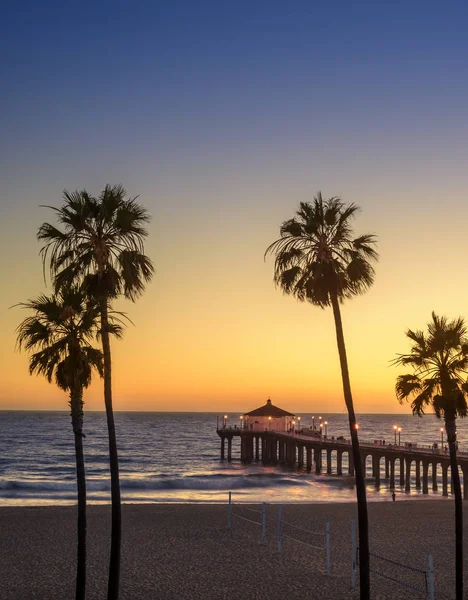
240 415 243 430
440 427 444 447
292 419 296 433
268 416 272 431
312 416 315 431
224 415 228 428
298 416 301 431
324 421 328 437
393 425 398 445
354 423 359 430
320 422 323 436
397 427 402 446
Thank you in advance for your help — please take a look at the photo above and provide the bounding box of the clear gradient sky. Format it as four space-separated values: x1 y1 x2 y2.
2 1 468 413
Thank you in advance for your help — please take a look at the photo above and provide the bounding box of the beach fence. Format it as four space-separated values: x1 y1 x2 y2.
351 520 435 600
227 493 331 575
277 504 331 576
227 492 267 544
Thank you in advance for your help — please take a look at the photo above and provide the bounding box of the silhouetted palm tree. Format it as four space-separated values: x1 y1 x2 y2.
394 312 468 600
16 287 103 600
37 184 154 600
265 192 378 600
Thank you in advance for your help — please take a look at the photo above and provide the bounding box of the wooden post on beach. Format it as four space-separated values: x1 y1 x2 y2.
385 456 390 478
337 450 343 476
351 519 356 589
415 460 421 489
221 437 225 460
432 462 438 492
390 458 395 489
228 492 232 529
427 555 434 600
325 522 331 576
227 438 232 462
255 436 260 460
277 505 282 553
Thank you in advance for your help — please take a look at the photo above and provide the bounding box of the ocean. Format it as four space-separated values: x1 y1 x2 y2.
0 411 465 506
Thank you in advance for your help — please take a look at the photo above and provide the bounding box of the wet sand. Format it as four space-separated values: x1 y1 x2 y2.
0 499 464 599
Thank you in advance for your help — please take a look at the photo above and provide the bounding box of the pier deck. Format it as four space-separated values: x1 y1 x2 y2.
216 428 468 498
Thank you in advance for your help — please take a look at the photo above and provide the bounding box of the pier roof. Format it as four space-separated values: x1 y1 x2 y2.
244 398 294 418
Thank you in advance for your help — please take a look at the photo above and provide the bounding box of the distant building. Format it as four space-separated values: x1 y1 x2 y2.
243 398 295 432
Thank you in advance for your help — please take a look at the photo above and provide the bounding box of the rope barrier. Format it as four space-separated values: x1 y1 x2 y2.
233 504 263 516
232 513 262 527
281 518 326 536
281 533 324 551
368 550 427 574
369 569 426 594
356 545 429 597
228 494 267 545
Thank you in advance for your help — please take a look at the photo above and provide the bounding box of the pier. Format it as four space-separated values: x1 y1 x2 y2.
216 427 468 499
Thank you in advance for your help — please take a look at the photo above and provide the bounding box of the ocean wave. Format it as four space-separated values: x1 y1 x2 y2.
0 472 314 497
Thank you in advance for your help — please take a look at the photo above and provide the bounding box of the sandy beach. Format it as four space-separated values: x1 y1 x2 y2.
0 499 464 599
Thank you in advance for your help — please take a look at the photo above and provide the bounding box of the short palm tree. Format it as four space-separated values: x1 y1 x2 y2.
265 192 378 600
37 184 154 600
394 312 468 600
16 286 103 600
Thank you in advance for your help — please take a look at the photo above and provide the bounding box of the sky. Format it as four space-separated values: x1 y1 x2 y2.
2 0 468 414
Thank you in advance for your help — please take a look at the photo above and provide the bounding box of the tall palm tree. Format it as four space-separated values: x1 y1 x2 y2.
394 312 468 600
265 192 378 600
15 286 103 600
37 184 154 600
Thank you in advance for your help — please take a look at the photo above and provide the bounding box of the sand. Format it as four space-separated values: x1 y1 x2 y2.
0 499 464 599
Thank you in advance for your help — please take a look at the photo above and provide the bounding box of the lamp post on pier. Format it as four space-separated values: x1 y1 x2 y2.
268 416 272 431
240 415 243 430
398 427 402 446
440 427 444 447
324 421 328 437
312 416 315 431
224 415 228 428
292 419 296 433
297 416 301 432
393 425 398 445
320 422 323 437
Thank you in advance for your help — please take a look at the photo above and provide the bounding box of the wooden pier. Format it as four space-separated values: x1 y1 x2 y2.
217 428 468 499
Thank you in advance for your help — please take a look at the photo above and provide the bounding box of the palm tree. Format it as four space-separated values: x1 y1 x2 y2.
394 312 468 600
265 192 378 599
37 184 154 600
15 286 103 600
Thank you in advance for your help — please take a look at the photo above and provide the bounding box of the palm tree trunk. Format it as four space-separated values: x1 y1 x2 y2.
70 388 86 600
101 297 121 600
445 416 463 600
331 293 370 600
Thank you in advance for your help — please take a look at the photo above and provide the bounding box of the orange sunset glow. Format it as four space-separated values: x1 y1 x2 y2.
3 188 468 413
